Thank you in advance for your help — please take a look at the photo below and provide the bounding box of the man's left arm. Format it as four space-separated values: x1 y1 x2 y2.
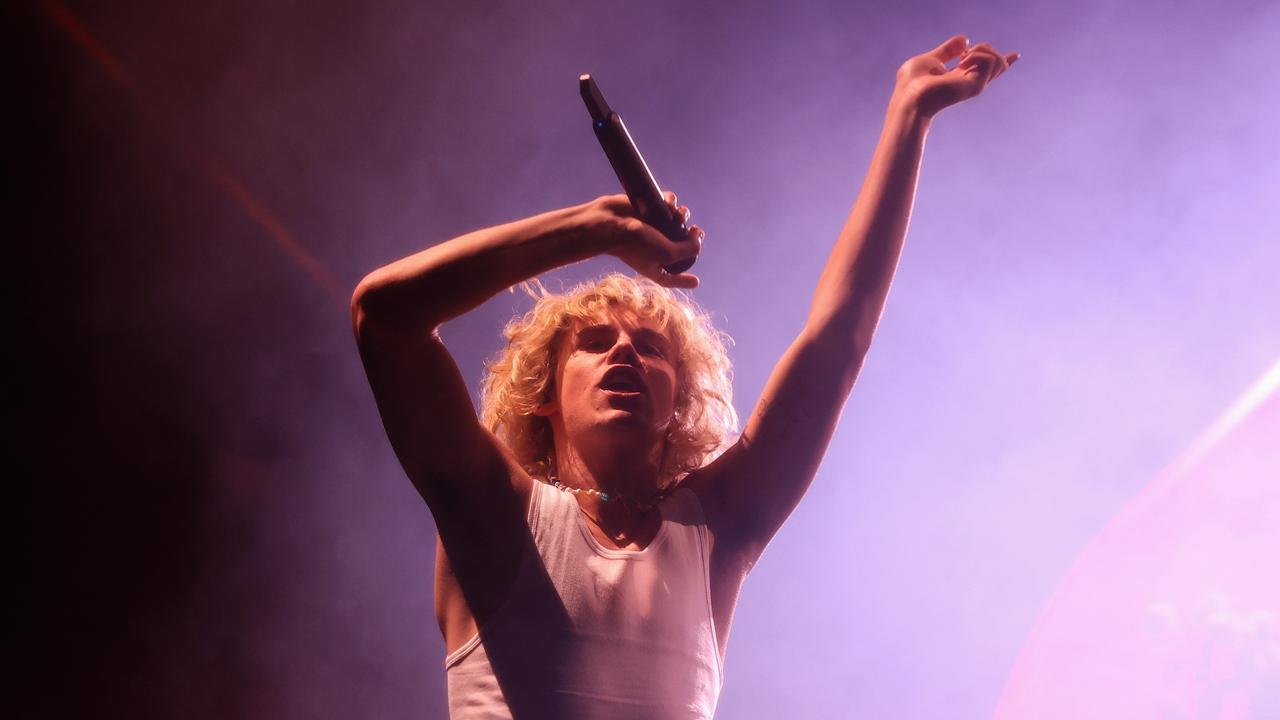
686 36 1018 567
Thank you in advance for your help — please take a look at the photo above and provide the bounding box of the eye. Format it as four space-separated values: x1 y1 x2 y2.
578 330 612 351
640 342 667 358
635 330 672 358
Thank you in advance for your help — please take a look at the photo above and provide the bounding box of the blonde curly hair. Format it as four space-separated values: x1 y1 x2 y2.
480 273 738 488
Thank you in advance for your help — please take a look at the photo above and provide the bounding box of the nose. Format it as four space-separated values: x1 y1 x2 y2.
606 331 642 365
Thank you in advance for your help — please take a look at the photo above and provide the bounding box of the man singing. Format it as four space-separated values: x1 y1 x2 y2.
352 35 1017 719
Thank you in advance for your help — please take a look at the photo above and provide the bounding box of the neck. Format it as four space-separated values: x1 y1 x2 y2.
551 439 667 548
545 417 671 546
552 434 665 505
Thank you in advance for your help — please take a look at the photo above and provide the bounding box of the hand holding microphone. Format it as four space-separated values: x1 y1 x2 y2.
580 75 702 277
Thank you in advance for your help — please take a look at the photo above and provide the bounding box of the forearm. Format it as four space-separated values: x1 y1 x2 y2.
805 93 930 356
352 202 603 334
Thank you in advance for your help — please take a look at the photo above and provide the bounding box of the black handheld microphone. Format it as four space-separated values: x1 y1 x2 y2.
579 74 696 275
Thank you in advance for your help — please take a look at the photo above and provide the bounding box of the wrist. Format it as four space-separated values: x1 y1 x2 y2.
886 88 933 132
533 201 614 263
562 197 626 258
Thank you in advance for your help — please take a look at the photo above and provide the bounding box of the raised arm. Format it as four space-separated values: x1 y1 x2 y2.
688 36 1019 566
352 193 701 630
352 194 701 509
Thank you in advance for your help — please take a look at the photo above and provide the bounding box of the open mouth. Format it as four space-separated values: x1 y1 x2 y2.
599 366 646 396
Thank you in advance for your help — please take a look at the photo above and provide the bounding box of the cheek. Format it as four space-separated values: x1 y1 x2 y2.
660 368 681 408
560 359 593 399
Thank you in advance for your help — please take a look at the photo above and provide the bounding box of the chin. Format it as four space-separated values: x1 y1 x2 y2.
597 410 653 431
591 411 663 441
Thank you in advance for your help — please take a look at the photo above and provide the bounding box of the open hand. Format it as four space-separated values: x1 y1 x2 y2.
895 35 1019 118
590 191 703 289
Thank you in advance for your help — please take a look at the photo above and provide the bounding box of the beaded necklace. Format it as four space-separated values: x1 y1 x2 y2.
550 479 669 545
550 479 668 510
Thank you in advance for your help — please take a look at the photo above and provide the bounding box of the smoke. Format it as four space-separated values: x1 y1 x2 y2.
21 0 1279 717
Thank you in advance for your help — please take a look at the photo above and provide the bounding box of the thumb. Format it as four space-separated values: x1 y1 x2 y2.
927 34 969 63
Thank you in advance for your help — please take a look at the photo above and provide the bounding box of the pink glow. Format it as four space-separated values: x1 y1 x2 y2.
996 362 1280 718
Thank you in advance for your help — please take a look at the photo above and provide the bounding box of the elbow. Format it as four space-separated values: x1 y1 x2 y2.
798 324 871 396
350 270 413 343
352 230 483 338
848 325 876 361
349 271 383 342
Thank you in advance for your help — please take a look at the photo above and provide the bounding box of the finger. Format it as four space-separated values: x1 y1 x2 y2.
638 221 698 266
991 52 1017 81
677 205 691 224
927 34 969 63
958 44 997 68
671 272 699 289
683 224 705 252
664 190 678 207
961 44 1012 74
957 53 991 78
660 269 700 290
989 50 1010 81
662 226 702 280
976 49 1009 82
959 48 1004 84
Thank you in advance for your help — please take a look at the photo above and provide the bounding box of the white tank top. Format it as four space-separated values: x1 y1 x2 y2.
445 479 723 719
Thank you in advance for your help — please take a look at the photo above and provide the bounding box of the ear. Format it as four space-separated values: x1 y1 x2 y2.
532 399 558 417
533 375 559 417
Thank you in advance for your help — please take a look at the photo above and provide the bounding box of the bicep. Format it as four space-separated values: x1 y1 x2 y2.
354 319 532 516
356 321 537 614
358 324 477 476
690 328 862 562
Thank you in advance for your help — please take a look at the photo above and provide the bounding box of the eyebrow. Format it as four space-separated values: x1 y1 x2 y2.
576 324 671 347
575 324 609 339
634 329 671 347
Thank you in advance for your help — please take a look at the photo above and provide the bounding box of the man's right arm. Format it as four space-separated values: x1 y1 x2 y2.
353 204 593 513
353 202 607 623
350 195 701 518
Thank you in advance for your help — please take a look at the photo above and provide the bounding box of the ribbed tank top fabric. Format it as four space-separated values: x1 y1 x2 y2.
445 480 723 719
